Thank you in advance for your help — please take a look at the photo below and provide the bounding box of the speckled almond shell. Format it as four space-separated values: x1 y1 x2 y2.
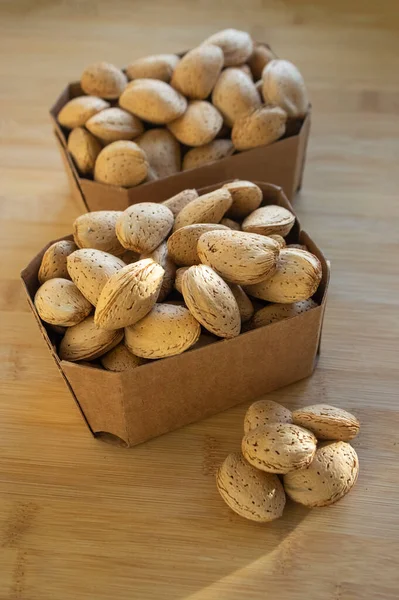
197 229 279 285
244 248 322 304
126 54 180 83
202 29 254 67
119 79 187 124
171 44 224 99
67 249 126 306
73 211 125 256
94 259 164 330
136 128 181 179
182 139 234 171
223 180 263 220
80 62 127 100
116 202 174 253
221 218 241 231
242 204 295 237
250 299 317 329
168 101 223 147
86 107 144 144
292 404 360 441
216 453 286 522
228 284 254 323
237 64 253 79
59 315 123 362
34 278 92 327
284 441 359 507
262 59 309 118
100 342 146 371
67 127 102 176
173 188 232 231
242 423 317 474
244 400 293 434
232 105 287 151
162 189 199 217
167 223 229 266
125 303 201 359
94 140 149 187
174 266 189 293
58 96 110 129
182 264 241 338
212 68 261 127
248 44 276 80
268 234 286 248
38 240 77 284
140 241 176 302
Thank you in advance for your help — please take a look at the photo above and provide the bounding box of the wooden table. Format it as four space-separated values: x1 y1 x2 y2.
1 2 398 598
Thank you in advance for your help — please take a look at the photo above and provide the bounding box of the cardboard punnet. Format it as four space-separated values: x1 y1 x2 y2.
21 182 329 448
50 79 310 212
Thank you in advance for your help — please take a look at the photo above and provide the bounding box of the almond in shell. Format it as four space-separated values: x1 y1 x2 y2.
242 204 295 236
67 127 102 176
73 211 125 256
292 404 360 441
248 44 276 80
136 128 181 179
126 54 180 83
174 266 189 293
94 141 149 187
182 265 241 338
116 202 174 253
81 61 127 99
223 180 263 219
168 100 223 147
268 234 286 248
34 278 92 327
59 315 123 361
171 44 224 99
86 107 144 144
119 79 187 124
228 284 254 323
232 105 287 151
38 240 77 284
125 303 200 359
167 223 229 266
221 218 241 231
244 400 293 434
162 189 198 217
173 188 232 230
242 423 317 474
100 342 146 371
140 241 176 302
94 259 164 330
212 68 261 126
182 139 234 171
262 59 309 118
216 453 285 522
249 299 317 329
57 96 110 129
202 29 254 67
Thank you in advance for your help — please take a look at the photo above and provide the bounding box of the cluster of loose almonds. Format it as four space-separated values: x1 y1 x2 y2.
57 28 309 188
217 400 360 522
33 180 322 368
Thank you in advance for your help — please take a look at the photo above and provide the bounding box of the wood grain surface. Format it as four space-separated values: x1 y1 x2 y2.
1 1 399 599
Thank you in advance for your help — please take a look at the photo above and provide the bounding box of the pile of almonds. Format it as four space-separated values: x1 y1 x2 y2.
217 401 360 522
33 180 322 368
57 28 309 187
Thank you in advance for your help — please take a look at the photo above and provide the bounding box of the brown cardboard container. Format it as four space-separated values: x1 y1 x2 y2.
50 80 310 212
21 182 329 447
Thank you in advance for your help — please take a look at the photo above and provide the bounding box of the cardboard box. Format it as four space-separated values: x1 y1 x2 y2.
21 182 329 447
50 80 310 212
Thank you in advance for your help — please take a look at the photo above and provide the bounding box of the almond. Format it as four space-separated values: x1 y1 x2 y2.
182 139 234 171
80 61 127 99
197 229 279 285
173 188 232 230
228 284 254 323
244 400 293 434
67 127 102 175
168 100 223 147
116 202 174 253
94 140 149 187
34 278 92 327
242 204 295 236
242 423 317 474
255 79 263 100
262 59 309 118
136 128 181 179
288 243 308 251
119 79 187 124
232 105 287 151
162 189 198 217
268 234 286 248
174 266 189 293
292 404 360 441
59 315 123 361
167 223 229 266
38 240 77 284
202 29 254 67
237 64 253 79
216 453 285 522
171 44 224 99
249 299 317 329
223 180 263 219
182 265 241 338
212 68 261 127
244 248 322 303
73 211 125 256
94 259 164 330
140 241 176 302
58 96 110 129
86 107 144 144
284 441 359 507
221 218 241 231
100 342 146 371
125 303 200 359
126 54 180 82
248 44 276 80
67 249 126 306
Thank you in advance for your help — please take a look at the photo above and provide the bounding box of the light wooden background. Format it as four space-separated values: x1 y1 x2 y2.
1 1 399 599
